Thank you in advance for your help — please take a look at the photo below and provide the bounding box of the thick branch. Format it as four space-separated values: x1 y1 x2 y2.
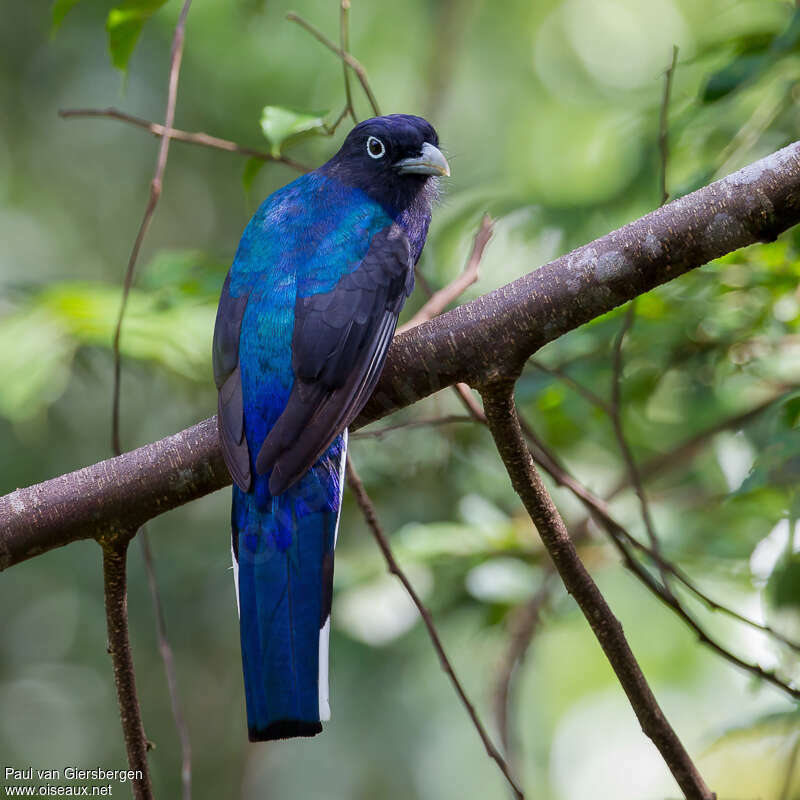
3 142 800 567
480 383 715 800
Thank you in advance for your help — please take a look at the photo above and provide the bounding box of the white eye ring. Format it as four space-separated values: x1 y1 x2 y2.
366 135 385 159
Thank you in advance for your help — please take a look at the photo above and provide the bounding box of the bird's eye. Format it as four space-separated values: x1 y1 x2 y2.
366 136 385 159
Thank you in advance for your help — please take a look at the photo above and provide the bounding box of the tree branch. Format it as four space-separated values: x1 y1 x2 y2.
480 382 715 800
493 574 554 763
286 11 381 117
58 108 309 172
3 142 800 566
513 408 800 696
397 213 494 334
345 459 524 800
111 0 192 456
101 535 152 800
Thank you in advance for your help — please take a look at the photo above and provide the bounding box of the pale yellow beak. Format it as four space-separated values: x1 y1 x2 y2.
395 142 450 177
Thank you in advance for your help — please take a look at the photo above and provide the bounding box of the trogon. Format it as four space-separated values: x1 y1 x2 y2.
212 114 449 740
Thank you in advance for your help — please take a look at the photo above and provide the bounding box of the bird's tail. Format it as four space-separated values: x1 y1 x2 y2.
232 432 346 741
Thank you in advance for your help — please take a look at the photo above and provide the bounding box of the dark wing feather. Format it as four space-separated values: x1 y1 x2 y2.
256 226 414 495
212 272 252 492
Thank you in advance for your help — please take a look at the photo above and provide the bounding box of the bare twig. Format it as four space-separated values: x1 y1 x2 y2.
608 39 677 570
322 106 351 137
339 1 357 124
609 389 794 502
398 214 494 334
351 414 473 439
455 382 487 422
286 11 381 117
610 301 664 561
603 528 800 701
59 108 309 172
111 0 192 455
140 529 191 800
604 44 678 556
513 409 800 698
345 459 525 800
481 383 715 800
493 574 554 764
101 535 153 800
105 4 194 796
658 45 679 205
618 530 800 654
529 359 613 416
400 216 494 428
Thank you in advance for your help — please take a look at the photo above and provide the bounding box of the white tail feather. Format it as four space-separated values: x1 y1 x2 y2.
318 428 347 720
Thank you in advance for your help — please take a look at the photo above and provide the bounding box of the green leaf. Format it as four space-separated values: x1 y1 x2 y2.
106 0 169 72
259 106 327 158
51 0 84 35
241 157 266 195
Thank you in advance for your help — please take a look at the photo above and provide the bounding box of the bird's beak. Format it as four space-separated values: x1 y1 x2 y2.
395 142 451 177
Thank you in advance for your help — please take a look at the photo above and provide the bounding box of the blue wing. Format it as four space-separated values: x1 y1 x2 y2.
256 225 414 495
214 172 415 740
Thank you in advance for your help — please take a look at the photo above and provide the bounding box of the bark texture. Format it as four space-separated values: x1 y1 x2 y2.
2 141 800 570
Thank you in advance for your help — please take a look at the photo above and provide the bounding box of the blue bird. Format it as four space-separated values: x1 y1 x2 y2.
212 115 449 741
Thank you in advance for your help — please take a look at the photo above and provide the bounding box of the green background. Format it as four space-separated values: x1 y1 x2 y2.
1 0 799 797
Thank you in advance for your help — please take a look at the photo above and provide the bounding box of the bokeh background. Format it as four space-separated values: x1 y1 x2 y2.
2 0 800 797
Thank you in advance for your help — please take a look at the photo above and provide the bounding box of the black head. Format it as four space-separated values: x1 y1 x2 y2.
321 114 449 215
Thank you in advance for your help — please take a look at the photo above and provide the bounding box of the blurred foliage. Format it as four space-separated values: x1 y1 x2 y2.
2 0 800 798
259 104 330 156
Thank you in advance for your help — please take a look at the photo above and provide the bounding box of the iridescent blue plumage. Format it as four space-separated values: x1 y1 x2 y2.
213 115 448 741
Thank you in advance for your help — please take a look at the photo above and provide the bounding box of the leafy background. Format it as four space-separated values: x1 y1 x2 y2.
1 0 800 798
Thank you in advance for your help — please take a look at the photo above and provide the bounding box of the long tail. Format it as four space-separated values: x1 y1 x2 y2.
232 432 347 741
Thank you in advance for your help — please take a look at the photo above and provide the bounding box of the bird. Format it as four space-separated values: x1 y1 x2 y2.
212 114 449 741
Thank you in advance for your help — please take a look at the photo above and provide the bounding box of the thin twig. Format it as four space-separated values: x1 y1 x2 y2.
322 106 351 137
106 4 194 796
618 529 800 654
339 1 357 123
351 414 473 439
345 459 525 800
493 574 554 765
397 214 494 334
101 536 153 800
513 408 800 698
58 108 309 172
658 45 679 205
611 44 677 552
455 382 487 422
400 216 494 428
612 40 676 568
529 359 613 416
609 388 795 502
286 11 381 116
610 301 664 561
140 529 192 800
481 383 715 800
111 0 192 455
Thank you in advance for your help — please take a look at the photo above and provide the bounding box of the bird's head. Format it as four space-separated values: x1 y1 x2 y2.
322 114 449 214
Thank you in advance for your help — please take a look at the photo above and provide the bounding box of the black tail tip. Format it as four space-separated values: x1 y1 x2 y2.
248 720 323 742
